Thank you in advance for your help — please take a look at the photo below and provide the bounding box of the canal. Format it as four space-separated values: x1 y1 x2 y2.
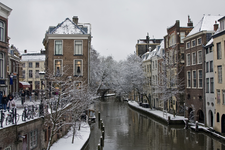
84 96 225 150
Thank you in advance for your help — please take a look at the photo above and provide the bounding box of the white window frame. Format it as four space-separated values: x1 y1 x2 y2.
187 71 191 88
54 40 63 55
186 41 190 49
198 69 202 88
30 130 38 149
197 37 202 46
210 78 214 93
29 62 32 68
0 52 4 78
0 21 5 42
54 59 63 76
192 52 196 65
217 89 221 104
74 40 83 55
197 50 202 64
218 65 222 83
74 59 83 76
180 32 185 43
191 39 196 47
192 70 196 88
186 53 190 66
29 70 33 78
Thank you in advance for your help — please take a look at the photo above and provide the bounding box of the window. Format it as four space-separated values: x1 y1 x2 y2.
35 81 40 89
74 40 83 55
36 62 39 68
169 33 176 47
180 32 185 43
206 62 209 73
186 42 190 49
23 63 25 68
55 40 63 55
217 89 221 104
29 62 32 68
223 90 225 105
198 70 202 88
192 40 196 47
210 61 213 72
197 38 202 45
210 78 214 93
186 53 190 66
0 21 5 42
35 70 39 78
0 53 4 78
218 65 222 83
54 59 63 76
192 52 196 65
155 60 157 69
197 50 202 64
30 130 38 149
29 70 33 78
74 59 83 76
192 70 196 88
206 78 209 93
217 42 221 59
22 70 25 78
187 71 191 88
206 47 209 54
152 61 154 69
209 46 212 53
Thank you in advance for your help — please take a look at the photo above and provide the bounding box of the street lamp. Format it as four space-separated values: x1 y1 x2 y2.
39 71 45 116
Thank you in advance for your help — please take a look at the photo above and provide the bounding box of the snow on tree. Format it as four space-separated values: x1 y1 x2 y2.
43 68 93 150
153 48 185 117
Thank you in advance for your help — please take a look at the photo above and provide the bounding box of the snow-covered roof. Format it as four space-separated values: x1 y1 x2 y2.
187 15 222 37
21 54 45 62
142 48 157 61
50 18 87 34
205 38 213 47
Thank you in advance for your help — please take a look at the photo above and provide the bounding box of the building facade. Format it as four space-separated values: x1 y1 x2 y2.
0 2 12 98
183 15 221 123
212 16 225 133
43 16 91 97
21 50 45 91
164 19 193 115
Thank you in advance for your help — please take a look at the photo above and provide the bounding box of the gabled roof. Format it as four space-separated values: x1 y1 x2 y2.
49 18 87 34
187 15 221 37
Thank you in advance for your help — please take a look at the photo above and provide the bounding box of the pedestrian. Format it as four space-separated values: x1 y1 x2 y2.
29 90 32 102
2 95 8 112
21 90 25 105
7 96 15 112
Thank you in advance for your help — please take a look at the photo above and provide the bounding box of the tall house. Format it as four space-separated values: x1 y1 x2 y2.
212 16 225 133
8 45 22 95
136 33 162 57
21 50 45 91
43 16 91 96
164 19 193 115
183 15 221 123
0 2 12 97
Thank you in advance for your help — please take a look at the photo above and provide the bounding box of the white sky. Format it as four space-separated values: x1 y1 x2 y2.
1 0 224 61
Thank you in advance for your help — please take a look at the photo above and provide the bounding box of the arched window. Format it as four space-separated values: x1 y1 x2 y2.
217 112 220 122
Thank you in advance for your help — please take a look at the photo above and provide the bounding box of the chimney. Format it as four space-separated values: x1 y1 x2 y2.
187 15 193 27
24 49 27 53
72 16 78 24
214 21 219 31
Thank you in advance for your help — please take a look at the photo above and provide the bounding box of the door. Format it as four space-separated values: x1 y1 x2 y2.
23 134 28 150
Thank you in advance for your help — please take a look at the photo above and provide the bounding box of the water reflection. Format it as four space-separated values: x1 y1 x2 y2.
84 97 225 150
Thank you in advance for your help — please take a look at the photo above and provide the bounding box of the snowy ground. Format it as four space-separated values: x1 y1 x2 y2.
128 101 186 121
51 122 90 150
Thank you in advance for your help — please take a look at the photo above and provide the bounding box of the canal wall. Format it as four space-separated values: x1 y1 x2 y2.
128 101 185 125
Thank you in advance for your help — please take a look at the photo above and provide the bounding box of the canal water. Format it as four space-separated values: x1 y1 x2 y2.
84 96 225 150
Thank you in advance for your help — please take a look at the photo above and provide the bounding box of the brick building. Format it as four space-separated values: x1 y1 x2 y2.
43 16 91 97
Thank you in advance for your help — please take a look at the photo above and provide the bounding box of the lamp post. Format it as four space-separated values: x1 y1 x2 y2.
39 71 45 116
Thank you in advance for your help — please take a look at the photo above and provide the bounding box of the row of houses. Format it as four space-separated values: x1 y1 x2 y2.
137 15 225 134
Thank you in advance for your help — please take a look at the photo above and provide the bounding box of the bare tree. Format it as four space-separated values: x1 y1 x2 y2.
153 49 185 117
43 68 93 150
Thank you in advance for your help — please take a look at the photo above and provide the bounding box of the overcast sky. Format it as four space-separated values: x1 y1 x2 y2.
1 0 224 61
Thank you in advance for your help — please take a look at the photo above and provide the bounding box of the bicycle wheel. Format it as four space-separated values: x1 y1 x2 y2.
27 111 31 119
22 112 26 121
15 113 20 123
5 116 11 125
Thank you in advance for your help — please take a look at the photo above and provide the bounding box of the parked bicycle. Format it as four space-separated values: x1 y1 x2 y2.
22 105 32 121
31 105 39 117
0 110 5 127
5 108 19 125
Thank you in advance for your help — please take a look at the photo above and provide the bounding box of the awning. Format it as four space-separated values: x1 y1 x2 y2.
19 81 30 89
